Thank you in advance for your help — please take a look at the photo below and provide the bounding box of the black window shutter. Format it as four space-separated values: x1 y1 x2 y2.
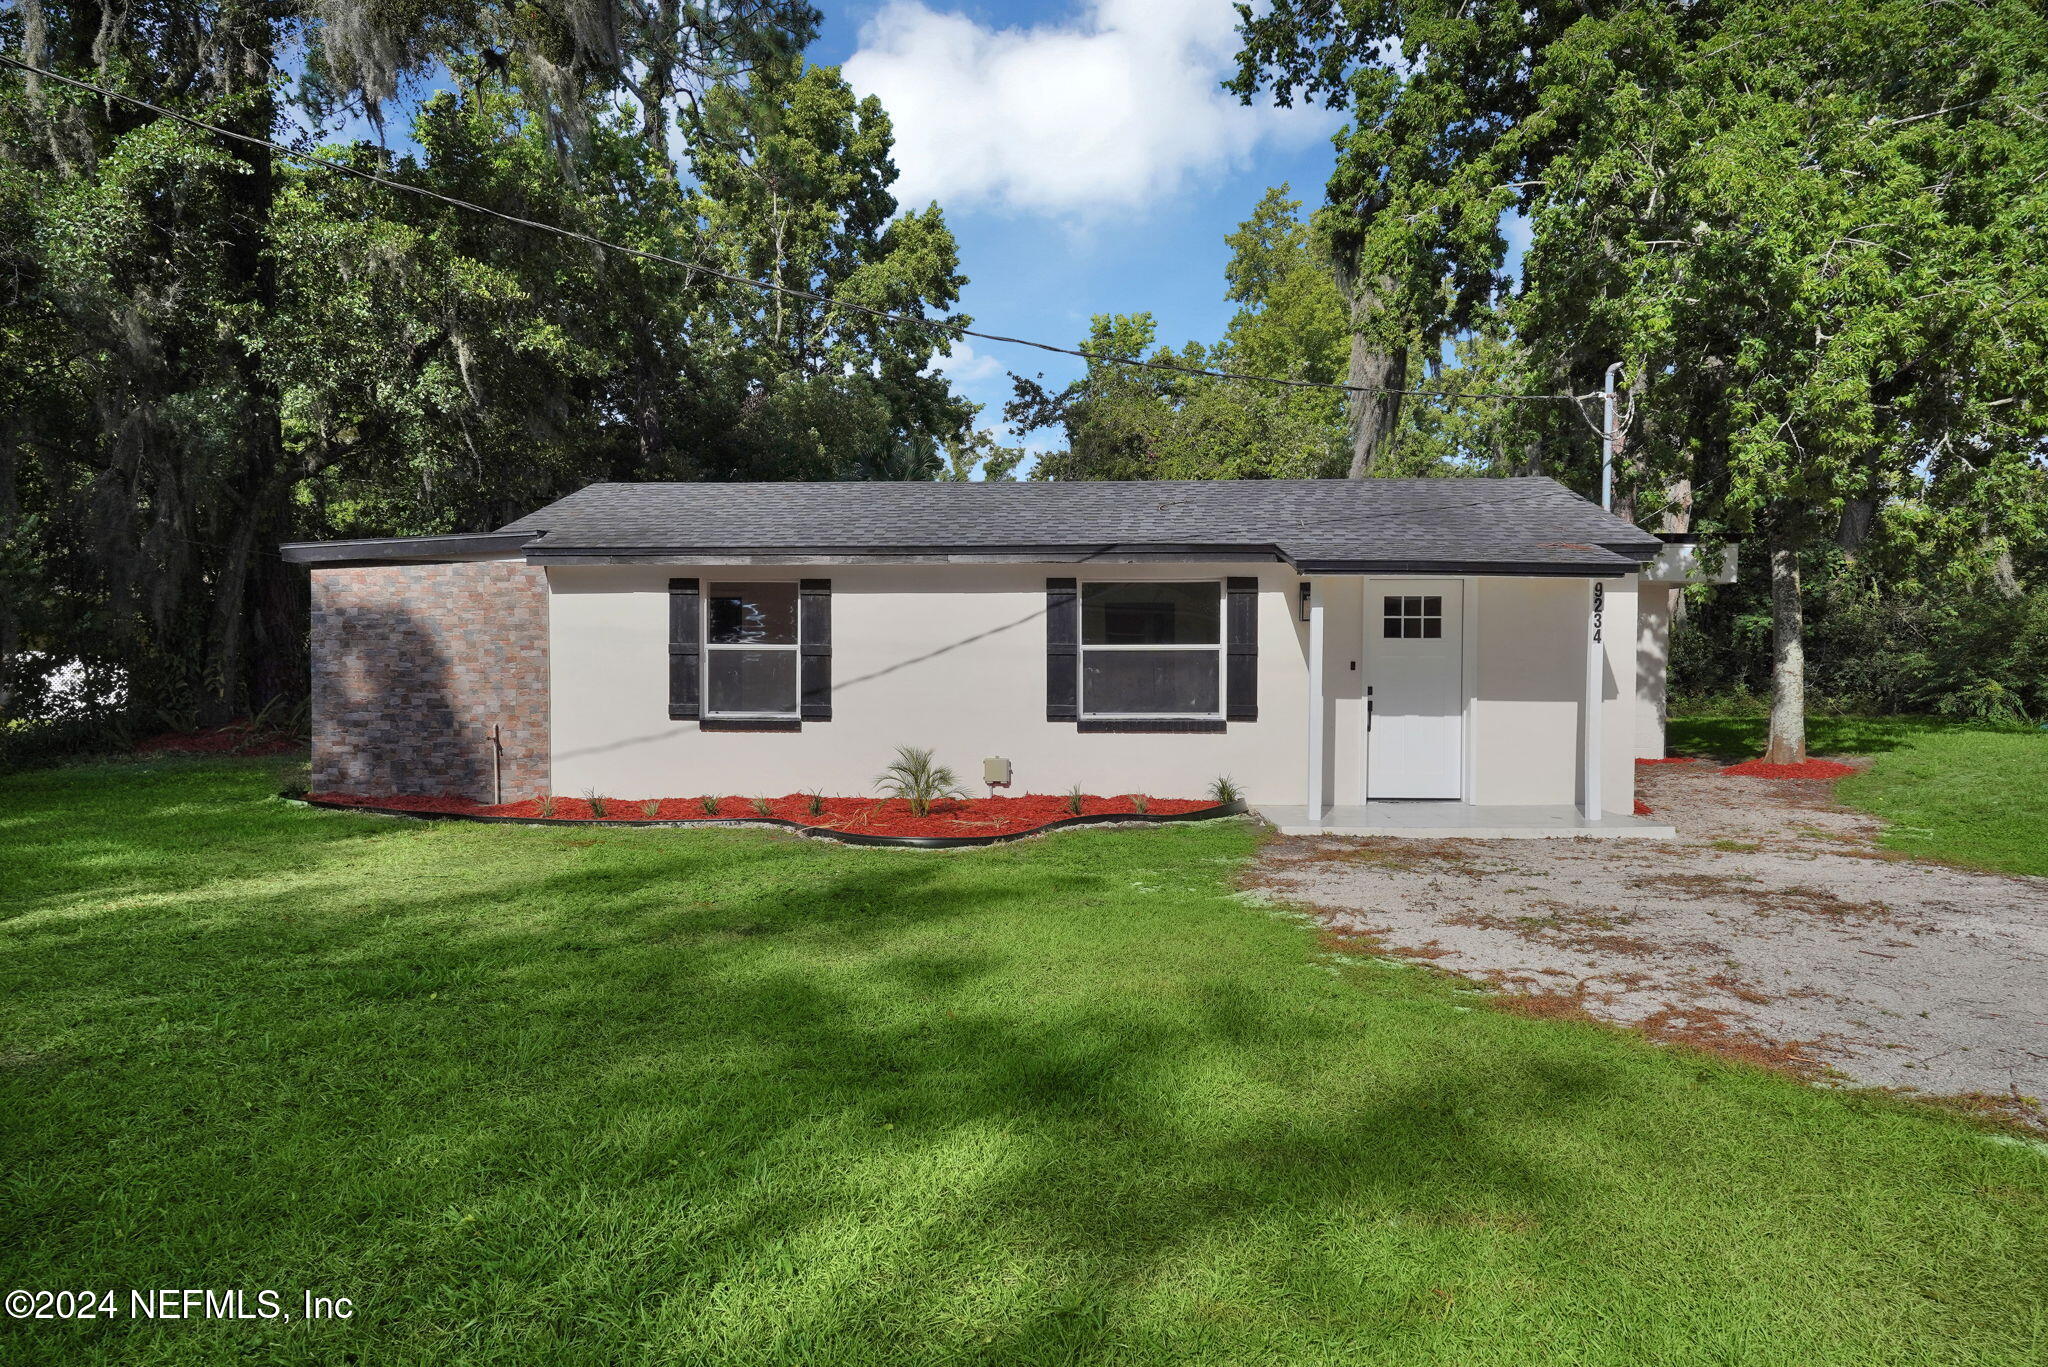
799 579 832 721
1225 576 1258 721
668 578 700 720
1046 577 1078 721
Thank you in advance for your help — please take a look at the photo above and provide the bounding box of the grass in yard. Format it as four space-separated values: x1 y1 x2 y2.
1669 714 2048 877
3 757 2046 1365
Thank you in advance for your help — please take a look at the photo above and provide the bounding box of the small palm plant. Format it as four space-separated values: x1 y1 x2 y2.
640 799 660 819
538 793 558 818
1065 785 1086 816
697 794 721 816
584 789 609 818
1131 793 1149 815
751 797 773 817
804 790 826 817
875 745 966 818
1208 775 1242 805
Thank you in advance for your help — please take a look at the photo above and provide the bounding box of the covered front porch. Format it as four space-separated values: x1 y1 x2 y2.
1280 570 1667 839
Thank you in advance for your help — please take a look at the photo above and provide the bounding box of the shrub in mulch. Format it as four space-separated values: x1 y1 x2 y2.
137 721 303 758
304 791 1219 839
1720 758 1857 781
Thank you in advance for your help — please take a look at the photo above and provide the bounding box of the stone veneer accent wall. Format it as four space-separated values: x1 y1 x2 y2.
310 560 549 802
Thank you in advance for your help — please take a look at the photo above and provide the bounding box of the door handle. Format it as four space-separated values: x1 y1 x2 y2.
1366 685 1374 732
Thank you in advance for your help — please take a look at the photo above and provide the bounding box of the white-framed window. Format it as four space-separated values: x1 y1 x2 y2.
704 582 800 718
1078 580 1224 717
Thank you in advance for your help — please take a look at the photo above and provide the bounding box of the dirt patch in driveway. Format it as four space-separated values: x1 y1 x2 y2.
1252 761 2048 1129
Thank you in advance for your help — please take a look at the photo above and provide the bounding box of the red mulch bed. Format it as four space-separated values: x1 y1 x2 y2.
138 722 302 757
304 791 1219 839
1720 758 1857 780
1636 756 1700 766
1633 798 1654 816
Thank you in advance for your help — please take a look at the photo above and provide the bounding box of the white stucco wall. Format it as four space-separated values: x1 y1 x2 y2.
548 563 1311 804
546 563 1638 813
1467 575 1636 813
1636 584 1673 760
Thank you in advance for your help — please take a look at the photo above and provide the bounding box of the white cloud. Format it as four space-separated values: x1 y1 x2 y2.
929 338 1004 386
844 0 1333 219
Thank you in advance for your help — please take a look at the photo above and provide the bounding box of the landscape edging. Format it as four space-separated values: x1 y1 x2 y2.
288 796 1250 848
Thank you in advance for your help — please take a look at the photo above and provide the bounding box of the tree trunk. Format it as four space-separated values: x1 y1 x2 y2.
1837 494 1878 554
1662 478 1693 626
1762 529 1807 765
1332 262 1405 478
0 417 18 717
203 1 284 726
1344 338 1406 478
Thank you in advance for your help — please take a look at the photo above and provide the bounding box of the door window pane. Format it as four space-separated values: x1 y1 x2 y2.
707 649 797 715
707 583 798 645
1383 593 1444 640
1082 583 1220 645
1082 650 1220 714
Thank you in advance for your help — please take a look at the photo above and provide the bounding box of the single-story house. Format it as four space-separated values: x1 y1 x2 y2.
281 478 1720 837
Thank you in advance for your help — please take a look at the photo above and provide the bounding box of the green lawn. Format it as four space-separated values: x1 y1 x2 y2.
1668 714 2048 877
3 758 2045 1365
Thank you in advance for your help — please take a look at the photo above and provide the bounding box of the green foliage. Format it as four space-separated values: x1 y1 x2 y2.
0 4 971 729
1010 187 1352 480
1232 0 2048 751
584 790 609 819
1673 545 2048 722
873 745 964 817
1208 775 1243 805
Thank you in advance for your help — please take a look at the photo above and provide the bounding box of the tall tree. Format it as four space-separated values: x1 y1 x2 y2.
1 1 974 728
1233 0 2048 762
1008 186 1351 480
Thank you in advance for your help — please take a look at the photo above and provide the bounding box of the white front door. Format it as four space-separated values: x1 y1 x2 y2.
1365 580 1465 799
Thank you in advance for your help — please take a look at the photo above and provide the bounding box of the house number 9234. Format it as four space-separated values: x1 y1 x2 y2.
1591 583 1604 643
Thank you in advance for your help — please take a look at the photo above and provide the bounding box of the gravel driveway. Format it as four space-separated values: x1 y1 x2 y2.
1251 761 2048 1127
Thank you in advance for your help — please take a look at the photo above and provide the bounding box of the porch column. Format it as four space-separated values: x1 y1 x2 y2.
1305 579 1325 821
1582 579 1605 820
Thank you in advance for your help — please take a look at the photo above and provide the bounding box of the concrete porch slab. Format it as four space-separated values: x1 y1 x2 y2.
1253 802 1676 839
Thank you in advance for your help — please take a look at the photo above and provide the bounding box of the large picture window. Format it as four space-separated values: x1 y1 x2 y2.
705 582 799 717
1079 581 1222 716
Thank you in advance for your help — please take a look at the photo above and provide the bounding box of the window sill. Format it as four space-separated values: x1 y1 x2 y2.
700 717 803 732
1075 718 1227 734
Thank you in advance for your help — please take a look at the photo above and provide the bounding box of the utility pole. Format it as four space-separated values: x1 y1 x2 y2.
1600 361 1622 512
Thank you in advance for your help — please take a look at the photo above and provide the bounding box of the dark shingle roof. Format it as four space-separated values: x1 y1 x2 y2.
495 478 1660 574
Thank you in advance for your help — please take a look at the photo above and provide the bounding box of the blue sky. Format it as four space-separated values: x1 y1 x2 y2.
817 0 1345 453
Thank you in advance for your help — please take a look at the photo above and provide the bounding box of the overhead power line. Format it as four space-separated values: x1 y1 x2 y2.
0 53 1604 408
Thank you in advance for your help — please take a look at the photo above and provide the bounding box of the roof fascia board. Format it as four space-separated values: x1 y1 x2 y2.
1292 558 1638 578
